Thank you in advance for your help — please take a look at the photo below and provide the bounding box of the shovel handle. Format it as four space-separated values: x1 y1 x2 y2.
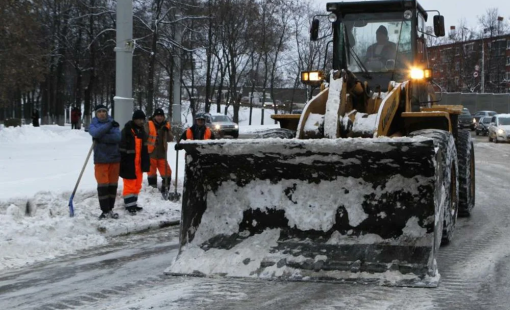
174 149 179 193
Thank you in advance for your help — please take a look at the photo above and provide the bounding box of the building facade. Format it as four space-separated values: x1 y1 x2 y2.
428 34 510 93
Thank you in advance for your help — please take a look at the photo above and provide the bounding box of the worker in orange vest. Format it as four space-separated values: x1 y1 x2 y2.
175 113 215 151
145 108 174 194
119 110 151 215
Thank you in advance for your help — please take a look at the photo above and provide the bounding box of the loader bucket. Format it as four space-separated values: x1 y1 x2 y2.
167 138 442 287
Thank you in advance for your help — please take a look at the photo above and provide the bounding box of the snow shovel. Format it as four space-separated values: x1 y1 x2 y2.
68 141 95 217
167 149 181 202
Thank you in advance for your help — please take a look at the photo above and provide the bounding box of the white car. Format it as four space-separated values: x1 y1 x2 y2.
488 114 510 143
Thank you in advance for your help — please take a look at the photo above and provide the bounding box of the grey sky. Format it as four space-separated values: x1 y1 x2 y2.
315 0 510 30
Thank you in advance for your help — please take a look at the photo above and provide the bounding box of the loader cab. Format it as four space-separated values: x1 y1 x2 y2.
325 0 443 92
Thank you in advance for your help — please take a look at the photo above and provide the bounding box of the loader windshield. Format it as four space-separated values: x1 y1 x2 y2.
341 12 412 74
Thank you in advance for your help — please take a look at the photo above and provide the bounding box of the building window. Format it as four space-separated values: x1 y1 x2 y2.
507 57 510 65
455 62 460 71
507 40 510 49
455 77 460 86
506 72 510 80
455 47 461 55
440 48 451 63
464 43 474 53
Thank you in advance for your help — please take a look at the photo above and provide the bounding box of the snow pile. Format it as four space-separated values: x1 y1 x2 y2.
0 186 180 271
0 124 88 144
0 105 284 272
169 229 281 277
0 125 181 271
304 113 324 134
352 112 378 135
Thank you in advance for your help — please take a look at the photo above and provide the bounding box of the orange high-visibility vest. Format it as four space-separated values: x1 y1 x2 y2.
186 127 212 140
147 121 170 153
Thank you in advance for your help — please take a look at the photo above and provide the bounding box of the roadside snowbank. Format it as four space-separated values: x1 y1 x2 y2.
0 105 282 272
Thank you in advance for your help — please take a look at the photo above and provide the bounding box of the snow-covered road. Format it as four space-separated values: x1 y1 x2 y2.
2 132 510 309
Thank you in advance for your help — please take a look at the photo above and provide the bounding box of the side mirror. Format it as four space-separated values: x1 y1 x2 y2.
433 15 445 37
310 19 319 41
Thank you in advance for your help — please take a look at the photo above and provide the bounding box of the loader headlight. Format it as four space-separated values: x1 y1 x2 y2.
234 124 239 129
410 67 433 81
498 128 505 135
214 124 221 130
301 70 324 86
328 13 337 23
473 118 476 123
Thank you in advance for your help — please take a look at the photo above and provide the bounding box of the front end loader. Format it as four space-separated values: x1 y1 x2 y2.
166 0 475 287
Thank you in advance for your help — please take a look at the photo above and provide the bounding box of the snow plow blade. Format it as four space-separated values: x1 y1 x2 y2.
167 138 442 287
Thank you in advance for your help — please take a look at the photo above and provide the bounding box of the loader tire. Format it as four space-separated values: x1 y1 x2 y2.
456 130 475 217
410 129 459 246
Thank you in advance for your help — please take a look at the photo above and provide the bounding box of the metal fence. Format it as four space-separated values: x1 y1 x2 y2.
437 93 510 114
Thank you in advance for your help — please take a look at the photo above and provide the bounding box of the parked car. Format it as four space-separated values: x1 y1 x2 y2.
475 116 491 136
458 108 475 130
488 114 510 143
204 113 239 138
473 110 497 124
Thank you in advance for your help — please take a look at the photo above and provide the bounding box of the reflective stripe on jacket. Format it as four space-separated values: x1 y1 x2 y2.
147 121 157 153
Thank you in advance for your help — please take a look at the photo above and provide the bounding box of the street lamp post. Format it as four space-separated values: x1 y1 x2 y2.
114 0 134 130
481 37 485 93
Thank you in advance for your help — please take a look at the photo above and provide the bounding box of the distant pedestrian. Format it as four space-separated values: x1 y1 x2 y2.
145 108 174 194
175 113 215 150
119 110 150 215
32 110 39 127
71 107 82 129
88 104 121 220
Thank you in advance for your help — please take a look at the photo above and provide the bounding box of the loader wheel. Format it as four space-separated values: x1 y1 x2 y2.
456 130 475 217
409 129 459 246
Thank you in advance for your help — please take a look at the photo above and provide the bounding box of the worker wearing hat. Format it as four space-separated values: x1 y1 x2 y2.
119 110 151 215
365 25 397 68
145 108 174 194
175 113 215 150
89 104 121 220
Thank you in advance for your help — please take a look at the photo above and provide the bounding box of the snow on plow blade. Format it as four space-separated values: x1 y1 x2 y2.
167 138 442 287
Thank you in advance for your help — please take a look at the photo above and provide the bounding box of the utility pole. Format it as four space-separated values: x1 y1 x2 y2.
172 13 183 126
481 37 485 93
113 0 134 130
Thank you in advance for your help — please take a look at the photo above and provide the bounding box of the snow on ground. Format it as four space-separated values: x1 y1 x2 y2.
0 104 281 271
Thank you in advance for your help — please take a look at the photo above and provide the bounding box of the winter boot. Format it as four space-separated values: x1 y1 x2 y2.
161 177 171 195
134 205 143 211
126 206 137 215
99 211 119 220
148 176 158 189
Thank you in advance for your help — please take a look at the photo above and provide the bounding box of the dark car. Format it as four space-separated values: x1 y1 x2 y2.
475 116 491 136
204 113 239 138
458 108 475 130
473 110 497 124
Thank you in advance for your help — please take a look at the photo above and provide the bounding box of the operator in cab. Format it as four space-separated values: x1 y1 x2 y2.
365 25 397 70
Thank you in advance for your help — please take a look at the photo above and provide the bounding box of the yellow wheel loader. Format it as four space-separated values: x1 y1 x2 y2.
166 0 475 287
